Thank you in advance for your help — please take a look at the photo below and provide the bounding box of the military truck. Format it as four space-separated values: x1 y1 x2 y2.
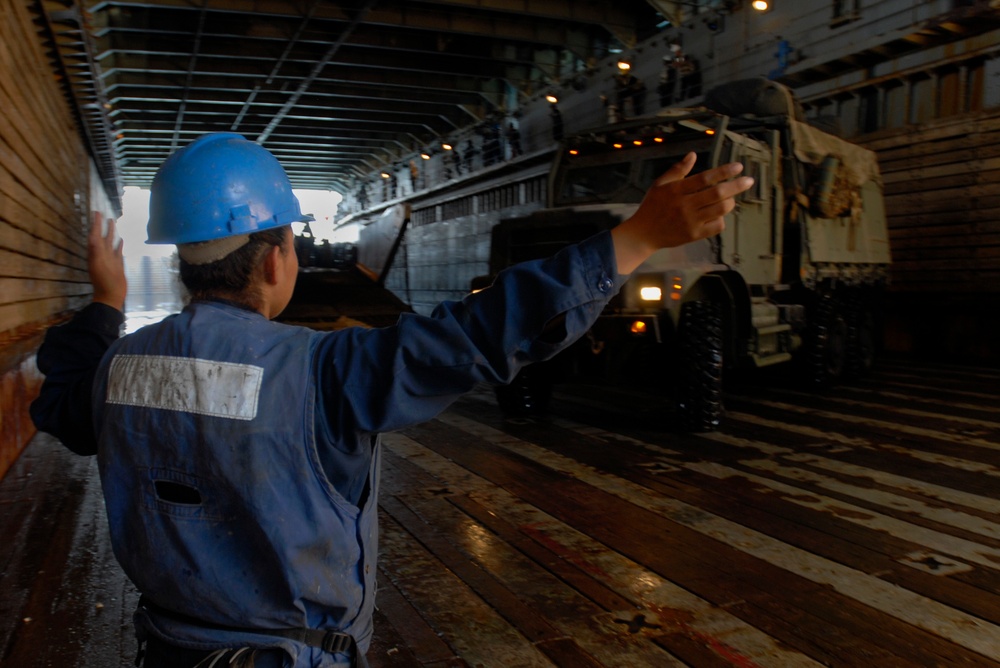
481 79 891 431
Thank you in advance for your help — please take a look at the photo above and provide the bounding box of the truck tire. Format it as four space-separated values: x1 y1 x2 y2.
674 300 724 432
845 292 876 378
495 365 552 416
804 293 847 387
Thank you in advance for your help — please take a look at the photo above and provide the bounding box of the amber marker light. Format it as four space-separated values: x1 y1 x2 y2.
670 275 683 301
569 149 579 155
630 320 647 335
654 137 663 143
613 143 623 149
679 119 712 134
633 140 643 146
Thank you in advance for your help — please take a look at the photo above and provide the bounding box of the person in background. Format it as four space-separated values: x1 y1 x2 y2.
659 53 677 107
505 123 522 158
408 159 419 193
462 139 477 172
480 117 502 165
549 103 564 141
31 132 752 668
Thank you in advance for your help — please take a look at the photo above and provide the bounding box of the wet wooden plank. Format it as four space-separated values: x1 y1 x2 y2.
399 422 900 665
368 578 460 668
5 359 1000 667
470 408 1000 621
722 395 1000 472
381 449 665 666
432 384 995 656
381 433 773 667
672 459 1000 620
382 493 584 645
446 492 638 614
0 434 138 668
382 447 637 614
378 506 555 667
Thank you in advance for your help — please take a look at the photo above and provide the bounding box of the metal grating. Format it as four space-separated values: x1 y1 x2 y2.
33 0 666 208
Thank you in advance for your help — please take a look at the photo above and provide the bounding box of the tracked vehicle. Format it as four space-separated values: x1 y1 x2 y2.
481 79 891 431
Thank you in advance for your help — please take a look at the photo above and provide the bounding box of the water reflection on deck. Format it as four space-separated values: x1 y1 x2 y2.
4 358 1000 667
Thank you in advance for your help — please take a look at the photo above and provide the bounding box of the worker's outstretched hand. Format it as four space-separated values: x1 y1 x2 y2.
88 211 128 311
611 153 754 274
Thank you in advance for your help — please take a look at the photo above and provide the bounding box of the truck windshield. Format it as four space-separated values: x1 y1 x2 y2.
556 149 712 206
557 162 632 203
637 151 712 191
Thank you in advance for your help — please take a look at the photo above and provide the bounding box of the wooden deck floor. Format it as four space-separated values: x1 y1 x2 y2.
3 358 1000 667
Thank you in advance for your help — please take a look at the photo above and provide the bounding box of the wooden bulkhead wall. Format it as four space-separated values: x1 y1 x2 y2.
0 0 115 479
860 107 1000 364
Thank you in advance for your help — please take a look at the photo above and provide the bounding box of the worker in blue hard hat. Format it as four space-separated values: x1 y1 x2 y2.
31 132 752 668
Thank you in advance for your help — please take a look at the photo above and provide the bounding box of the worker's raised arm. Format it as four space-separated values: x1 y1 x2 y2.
30 212 128 455
612 152 753 275
88 212 128 311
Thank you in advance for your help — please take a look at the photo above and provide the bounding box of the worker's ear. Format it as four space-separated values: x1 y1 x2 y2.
262 243 282 285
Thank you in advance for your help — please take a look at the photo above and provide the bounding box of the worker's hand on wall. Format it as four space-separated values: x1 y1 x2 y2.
611 153 753 274
88 211 128 312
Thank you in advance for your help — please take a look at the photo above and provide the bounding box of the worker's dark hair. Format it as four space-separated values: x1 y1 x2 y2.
178 225 289 310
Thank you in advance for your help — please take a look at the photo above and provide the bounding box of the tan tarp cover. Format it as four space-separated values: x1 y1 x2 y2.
790 120 882 188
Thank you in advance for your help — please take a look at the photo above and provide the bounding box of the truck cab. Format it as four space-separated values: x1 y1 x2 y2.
484 80 891 431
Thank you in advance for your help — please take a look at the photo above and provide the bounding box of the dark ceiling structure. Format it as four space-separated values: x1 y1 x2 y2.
33 0 668 208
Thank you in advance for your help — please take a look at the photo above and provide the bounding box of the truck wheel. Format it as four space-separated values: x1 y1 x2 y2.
495 365 552 416
805 294 847 387
845 295 876 378
674 300 724 432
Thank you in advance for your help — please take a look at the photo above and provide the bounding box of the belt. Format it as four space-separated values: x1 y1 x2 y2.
140 635 285 668
137 596 368 667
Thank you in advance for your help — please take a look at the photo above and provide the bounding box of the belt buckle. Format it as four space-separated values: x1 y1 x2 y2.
321 631 351 655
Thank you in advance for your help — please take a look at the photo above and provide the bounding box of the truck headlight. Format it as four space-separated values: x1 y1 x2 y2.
639 286 662 301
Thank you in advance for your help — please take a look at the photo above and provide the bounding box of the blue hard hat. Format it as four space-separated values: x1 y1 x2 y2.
147 133 313 244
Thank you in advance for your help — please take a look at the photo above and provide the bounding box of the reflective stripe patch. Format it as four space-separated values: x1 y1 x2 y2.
107 354 263 420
